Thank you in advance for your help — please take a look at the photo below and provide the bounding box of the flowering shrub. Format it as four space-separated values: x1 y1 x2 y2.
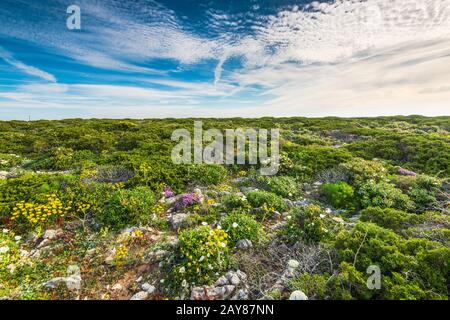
283 205 337 243
321 182 356 210
164 187 174 198
173 226 229 287
173 193 202 211
221 211 264 247
11 194 69 228
222 193 250 211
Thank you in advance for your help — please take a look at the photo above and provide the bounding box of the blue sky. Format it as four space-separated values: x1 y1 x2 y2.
1 0 450 120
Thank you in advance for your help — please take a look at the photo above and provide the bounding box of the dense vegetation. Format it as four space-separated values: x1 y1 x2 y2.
0 116 448 300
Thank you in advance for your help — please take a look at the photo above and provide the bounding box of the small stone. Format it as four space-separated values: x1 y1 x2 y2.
130 291 149 300
112 283 123 291
227 271 241 286
236 239 252 250
169 213 189 230
289 290 308 300
141 283 156 294
288 259 300 269
42 229 63 240
215 276 229 286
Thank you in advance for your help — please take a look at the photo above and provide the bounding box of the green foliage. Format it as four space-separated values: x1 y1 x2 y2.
221 211 264 247
357 180 414 211
340 158 388 187
98 186 156 230
333 222 449 299
321 182 356 210
360 207 421 231
222 193 250 211
283 205 337 243
172 226 230 287
246 190 287 212
258 176 299 199
188 164 228 186
290 273 328 299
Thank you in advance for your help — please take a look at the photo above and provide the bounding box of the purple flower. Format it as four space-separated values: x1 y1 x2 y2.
173 193 200 211
164 187 175 198
398 168 417 177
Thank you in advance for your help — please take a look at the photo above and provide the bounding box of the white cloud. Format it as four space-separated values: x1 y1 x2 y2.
0 47 56 82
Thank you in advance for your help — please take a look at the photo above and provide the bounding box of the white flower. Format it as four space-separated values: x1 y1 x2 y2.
179 267 185 274
232 222 239 228
220 242 226 248
217 225 222 230
160 279 165 283
181 279 187 287
201 222 208 226
2 228 9 233
199 256 205 262
14 236 22 241
0 246 10 254
319 214 325 219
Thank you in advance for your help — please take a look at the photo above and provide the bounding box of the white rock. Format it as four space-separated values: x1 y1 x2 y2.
112 283 123 291
236 239 252 250
288 259 300 269
289 290 308 300
169 213 189 230
141 283 156 294
130 291 149 300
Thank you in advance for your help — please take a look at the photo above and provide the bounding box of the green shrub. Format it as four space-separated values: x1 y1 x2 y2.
283 205 337 243
98 186 156 230
172 226 230 287
340 158 388 187
360 207 422 231
221 211 264 247
333 222 448 299
188 164 228 186
222 193 250 211
357 180 414 211
258 176 299 199
246 190 287 212
291 273 328 299
321 182 356 210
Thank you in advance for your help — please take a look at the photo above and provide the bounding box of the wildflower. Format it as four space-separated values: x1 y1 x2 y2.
164 187 175 198
232 222 239 228
201 221 208 226
179 266 186 274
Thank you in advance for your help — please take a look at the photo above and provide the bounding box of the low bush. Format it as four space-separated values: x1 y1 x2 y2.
188 164 228 186
283 205 337 243
321 182 356 210
357 180 414 211
258 176 299 199
246 190 287 212
172 226 230 287
221 211 264 247
98 186 156 230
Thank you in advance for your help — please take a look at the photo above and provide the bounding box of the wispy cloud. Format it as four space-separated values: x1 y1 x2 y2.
0 47 56 82
1 0 450 119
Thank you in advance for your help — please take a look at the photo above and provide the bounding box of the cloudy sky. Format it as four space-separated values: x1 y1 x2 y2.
1 0 450 120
